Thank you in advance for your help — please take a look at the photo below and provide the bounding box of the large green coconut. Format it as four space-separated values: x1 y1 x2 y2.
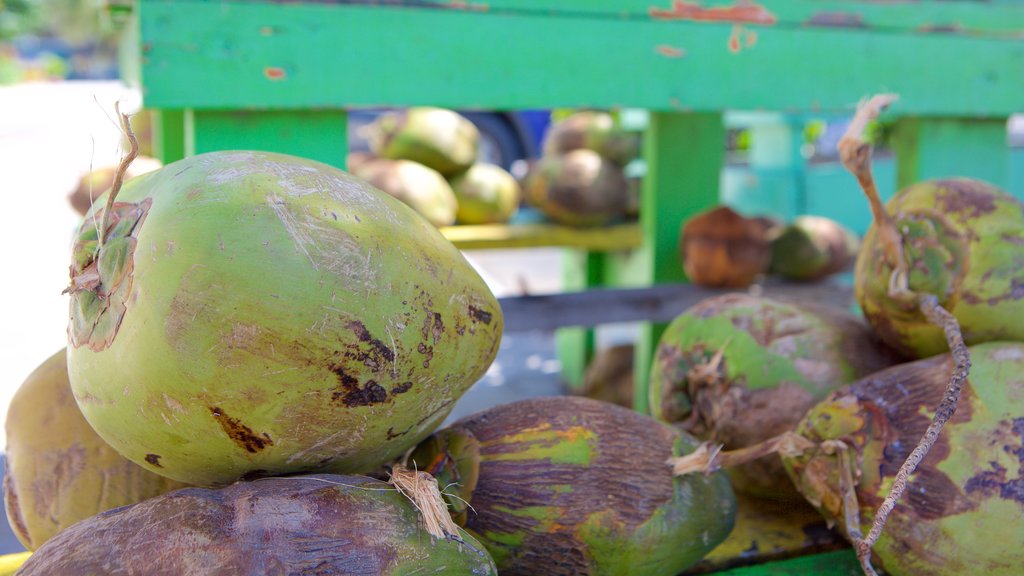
542 111 641 167
351 158 459 227
784 341 1024 575
18 474 497 575
4 349 188 550
523 149 630 227
450 163 521 225
408 396 736 576
770 215 859 282
855 178 1024 358
648 294 903 500
65 151 502 487
368 107 479 177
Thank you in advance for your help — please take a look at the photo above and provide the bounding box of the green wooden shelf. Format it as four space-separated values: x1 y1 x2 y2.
440 221 642 251
122 0 1024 398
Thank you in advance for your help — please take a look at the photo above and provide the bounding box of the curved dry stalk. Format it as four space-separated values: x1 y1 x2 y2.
99 102 140 247
858 295 970 554
838 94 974 576
838 94 905 276
667 431 816 476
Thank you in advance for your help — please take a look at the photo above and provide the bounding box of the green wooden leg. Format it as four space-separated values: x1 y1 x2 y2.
893 117 1009 190
633 111 725 413
153 109 186 164
556 250 607 390
185 109 348 169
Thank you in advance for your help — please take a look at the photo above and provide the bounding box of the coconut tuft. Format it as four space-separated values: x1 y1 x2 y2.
388 464 459 540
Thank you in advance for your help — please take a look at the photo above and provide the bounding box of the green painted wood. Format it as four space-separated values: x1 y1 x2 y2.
556 250 607 389
185 109 348 168
153 109 186 164
134 1 1024 114
893 117 1011 191
425 0 1024 37
632 111 725 412
710 549 860 575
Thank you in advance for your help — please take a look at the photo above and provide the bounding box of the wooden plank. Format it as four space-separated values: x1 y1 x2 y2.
893 117 1011 191
440 222 642 250
135 1 1024 114
422 0 1024 37
497 281 854 332
185 109 348 168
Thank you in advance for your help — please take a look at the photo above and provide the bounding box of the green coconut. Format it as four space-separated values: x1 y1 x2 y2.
784 341 1024 575
368 107 479 177
542 111 640 167
18 474 497 575
408 396 736 576
770 215 859 282
351 158 458 227
4 349 188 551
450 163 521 225
648 294 904 500
855 178 1024 358
65 151 502 487
523 149 630 227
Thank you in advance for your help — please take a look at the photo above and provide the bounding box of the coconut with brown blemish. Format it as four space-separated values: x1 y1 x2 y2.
3 349 188 551
855 178 1024 358
65 151 502 487
523 149 631 227
18 474 497 575
367 107 479 177
648 294 904 500
770 215 860 282
783 341 1024 575
408 396 736 576
350 158 459 227
680 206 777 288
542 110 641 167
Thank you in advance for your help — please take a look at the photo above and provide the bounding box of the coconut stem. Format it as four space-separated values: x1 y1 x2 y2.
856 295 970 562
667 431 816 476
838 94 906 277
98 102 140 248
839 94 974 576
388 464 460 540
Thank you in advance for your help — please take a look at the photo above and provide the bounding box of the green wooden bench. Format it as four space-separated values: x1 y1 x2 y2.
121 0 1024 415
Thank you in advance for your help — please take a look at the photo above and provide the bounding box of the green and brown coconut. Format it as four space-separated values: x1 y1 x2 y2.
408 396 736 576
351 158 459 227
542 111 641 167
65 149 502 487
367 107 479 177
4 349 188 551
784 342 1024 575
648 294 903 500
770 215 860 282
18 474 497 575
450 163 521 225
523 149 631 227
855 178 1024 358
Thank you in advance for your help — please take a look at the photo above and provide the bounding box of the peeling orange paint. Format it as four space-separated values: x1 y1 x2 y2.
656 44 686 58
728 26 742 53
263 67 287 81
745 29 758 48
650 0 777 25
